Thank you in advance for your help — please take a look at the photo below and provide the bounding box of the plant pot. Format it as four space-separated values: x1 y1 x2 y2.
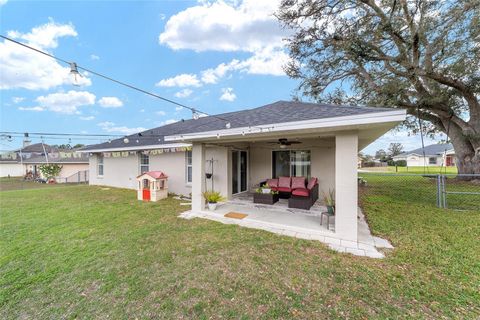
261 188 271 194
327 205 335 215
208 202 217 211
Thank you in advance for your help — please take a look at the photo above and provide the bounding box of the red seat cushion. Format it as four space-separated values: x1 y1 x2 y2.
278 176 291 188
307 177 318 190
270 186 278 191
291 176 306 189
277 186 292 193
292 188 310 197
266 179 278 188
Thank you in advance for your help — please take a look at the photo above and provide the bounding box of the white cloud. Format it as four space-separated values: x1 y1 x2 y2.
220 87 236 102
79 116 95 121
140 108 145 112
35 90 96 114
155 74 201 87
1 20 92 90
12 97 25 104
98 96 123 108
175 106 184 111
90 54 100 60
156 110 166 116
0 0 8 6
174 88 193 98
159 0 285 52
98 121 146 135
18 106 44 112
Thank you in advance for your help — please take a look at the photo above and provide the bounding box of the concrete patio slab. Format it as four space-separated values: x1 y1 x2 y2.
179 196 393 259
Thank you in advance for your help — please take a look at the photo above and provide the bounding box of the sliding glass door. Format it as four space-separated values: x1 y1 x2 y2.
232 150 248 194
272 150 311 178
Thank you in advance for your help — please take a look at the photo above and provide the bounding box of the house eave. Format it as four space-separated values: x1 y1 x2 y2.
77 142 191 153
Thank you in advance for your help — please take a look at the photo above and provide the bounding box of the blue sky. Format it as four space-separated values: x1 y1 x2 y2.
0 0 441 154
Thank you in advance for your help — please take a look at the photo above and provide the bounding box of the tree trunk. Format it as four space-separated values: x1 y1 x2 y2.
443 120 480 178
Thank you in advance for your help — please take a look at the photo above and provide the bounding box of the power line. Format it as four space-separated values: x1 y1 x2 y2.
1 131 122 137
0 34 246 128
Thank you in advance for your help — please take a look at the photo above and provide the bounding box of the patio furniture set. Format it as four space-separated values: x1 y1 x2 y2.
254 176 319 210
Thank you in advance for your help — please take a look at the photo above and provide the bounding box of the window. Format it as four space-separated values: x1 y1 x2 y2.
140 154 149 174
429 157 437 165
272 150 311 178
185 150 192 183
97 154 104 176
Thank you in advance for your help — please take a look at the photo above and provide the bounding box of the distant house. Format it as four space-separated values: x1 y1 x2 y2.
392 143 456 167
0 143 89 181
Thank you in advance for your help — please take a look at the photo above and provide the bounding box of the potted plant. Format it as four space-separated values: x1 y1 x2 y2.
323 189 335 215
203 191 225 211
260 183 271 194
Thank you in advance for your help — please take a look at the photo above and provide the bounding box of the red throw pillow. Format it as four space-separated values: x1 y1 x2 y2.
266 179 278 188
278 176 291 188
291 176 306 189
307 177 318 190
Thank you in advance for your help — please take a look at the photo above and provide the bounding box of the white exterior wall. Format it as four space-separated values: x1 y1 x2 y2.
0 163 24 177
58 164 89 178
87 149 224 197
89 154 140 190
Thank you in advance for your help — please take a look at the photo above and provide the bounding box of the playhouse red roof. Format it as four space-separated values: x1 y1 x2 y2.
139 171 168 179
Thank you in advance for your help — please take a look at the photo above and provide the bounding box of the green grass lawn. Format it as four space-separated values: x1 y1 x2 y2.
0 176 84 192
389 166 458 174
1 181 479 319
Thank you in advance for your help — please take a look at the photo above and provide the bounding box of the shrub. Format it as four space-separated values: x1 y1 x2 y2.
38 164 63 180
395 160 407 167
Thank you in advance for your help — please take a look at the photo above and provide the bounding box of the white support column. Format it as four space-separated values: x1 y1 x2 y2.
192 142 206 212
335 132 358 241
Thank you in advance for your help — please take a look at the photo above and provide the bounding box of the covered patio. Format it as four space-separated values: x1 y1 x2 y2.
164 101 405 257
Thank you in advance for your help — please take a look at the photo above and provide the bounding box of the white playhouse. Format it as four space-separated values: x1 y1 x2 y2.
136 171 168 202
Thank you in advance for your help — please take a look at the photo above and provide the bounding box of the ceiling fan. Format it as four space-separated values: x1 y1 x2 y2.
267 138 302 149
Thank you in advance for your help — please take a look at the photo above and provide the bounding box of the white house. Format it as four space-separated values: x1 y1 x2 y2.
0 143 89 182
80 101 406 246
392 143 456 167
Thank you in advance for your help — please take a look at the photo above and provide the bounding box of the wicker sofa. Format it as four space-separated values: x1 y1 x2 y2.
260 176 319 210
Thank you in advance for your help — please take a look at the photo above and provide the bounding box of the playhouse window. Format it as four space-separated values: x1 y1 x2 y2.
97 155 104 176
185 150 192 183
140 154 149 173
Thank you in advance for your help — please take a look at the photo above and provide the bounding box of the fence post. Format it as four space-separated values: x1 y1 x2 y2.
436 174 441 208
442 175 447 209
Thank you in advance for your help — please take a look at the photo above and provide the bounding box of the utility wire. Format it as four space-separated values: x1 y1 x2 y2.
0 34 251 128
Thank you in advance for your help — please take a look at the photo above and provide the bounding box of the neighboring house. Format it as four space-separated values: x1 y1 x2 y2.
80 100 406 242
392 143 456 167
0 143 89 181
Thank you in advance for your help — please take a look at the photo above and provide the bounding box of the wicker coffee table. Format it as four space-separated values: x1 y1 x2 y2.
253 192 279 205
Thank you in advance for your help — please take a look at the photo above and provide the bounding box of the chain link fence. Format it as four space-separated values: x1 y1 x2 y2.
359 172 480 211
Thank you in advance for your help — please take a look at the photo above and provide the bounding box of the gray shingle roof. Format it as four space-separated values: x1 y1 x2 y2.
21 154 89 164
398 143 453 157
82 100 396 151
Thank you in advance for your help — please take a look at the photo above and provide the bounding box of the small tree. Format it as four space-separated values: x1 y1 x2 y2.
39 164 63 181
375 149 387 161
388 143 404 157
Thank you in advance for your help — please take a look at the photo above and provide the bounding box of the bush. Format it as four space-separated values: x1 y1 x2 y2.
387 159 395 166
395 160 407 167
38 164 63 180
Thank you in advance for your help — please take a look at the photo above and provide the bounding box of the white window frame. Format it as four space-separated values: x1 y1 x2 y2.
97 154 104 177
272 149 311 178
428 157 437 165
140 154 149 174
185 150 192 184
